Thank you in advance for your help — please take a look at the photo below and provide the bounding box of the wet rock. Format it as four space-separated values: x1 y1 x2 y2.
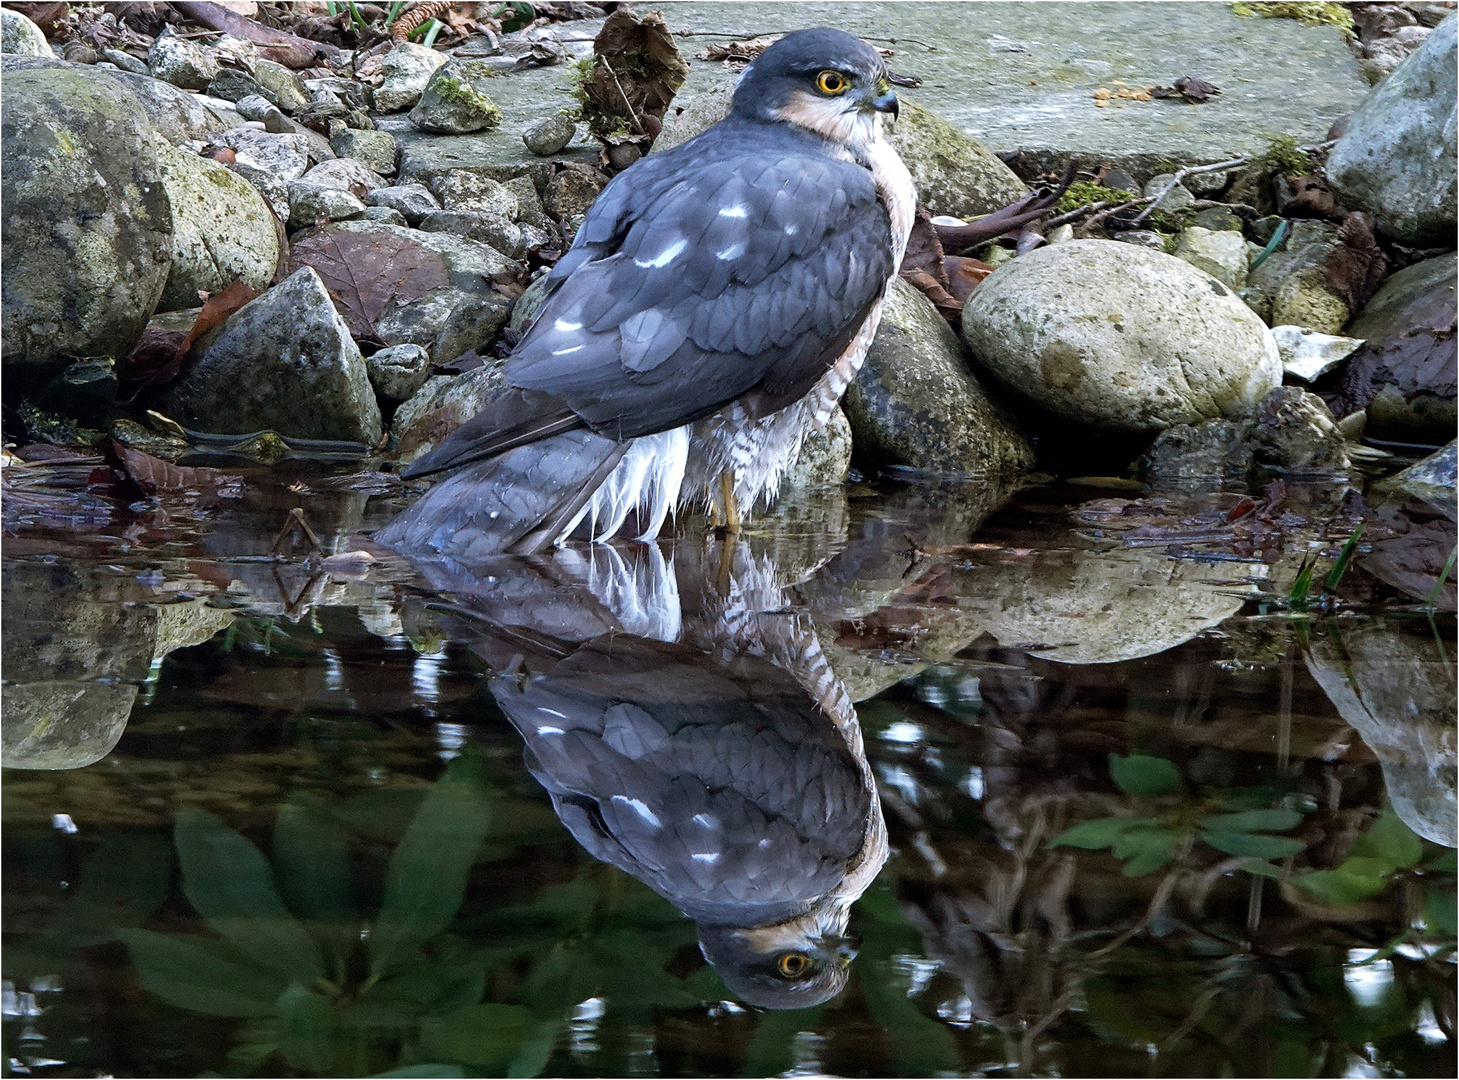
843 276 1036 475
962 239 1281 433
2 68 173 385
543 164 608 228
1173 226 1249 288
1140 386 1351 481
375 42 449 113
1271 325 1365 382
430 170 518 218
287 181 366 229
1305 619 1456 846
885 100 1029 219
207 66 268 103
1191 206 1244 232
1327 15 1457 246
147 26 218 90
366 342 433 402
360 205 408 226
410 58 504 135
102 48 149 75
329 128 397 177
523 112 576 156
779 406 854 491
508 273 552 336
227 159 289 220
156 143 280 312
302 156 387 192
255 58 309 112
1143 174 1195 212
391 362 509 465
503 174 551 229
1329 254 1457 444
1270 266 1350 334
364 183 441 225
1109 229 1168 251
2 9 51 56
963 533 1264 665
308 219 516 362
1 563 233 770
222 127 312 180
1389 439 1458 497
161 266 383 443
419 211 523 259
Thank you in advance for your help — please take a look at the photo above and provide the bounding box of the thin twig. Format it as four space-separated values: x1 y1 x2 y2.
1130 155 1251 225
599 58 644 135
1089 867 1181 959
1078 197 1156 237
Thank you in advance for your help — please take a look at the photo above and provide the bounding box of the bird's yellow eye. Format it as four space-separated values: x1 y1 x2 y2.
815 70 848 95
777 953 811 978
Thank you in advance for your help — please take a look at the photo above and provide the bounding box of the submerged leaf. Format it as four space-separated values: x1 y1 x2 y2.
1109 754 1181 796
173 808 324 984
369 748 493 977
1052 817 1169 849
276 982 337 1074
420 1003 533 1068
1349 808 1425 871
119 929 285 1017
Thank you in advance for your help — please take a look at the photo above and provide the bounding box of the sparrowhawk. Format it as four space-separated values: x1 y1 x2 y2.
408 537 887 1009
377 29 914 560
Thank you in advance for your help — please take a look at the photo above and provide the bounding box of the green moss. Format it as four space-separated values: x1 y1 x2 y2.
1260 134 1312 174
1229 1 1355 37
1055 181 1136 215
430 75 501 121
16 401 103 447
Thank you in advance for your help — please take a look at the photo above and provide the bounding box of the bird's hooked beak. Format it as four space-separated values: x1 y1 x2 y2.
815 933 859 967
863 78 899 120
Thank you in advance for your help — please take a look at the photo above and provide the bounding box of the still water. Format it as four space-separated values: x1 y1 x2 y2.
3 452 1454 1077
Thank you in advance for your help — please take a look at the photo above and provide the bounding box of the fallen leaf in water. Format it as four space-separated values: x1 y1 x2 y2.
99 440 243 499
120 280 261 399
289 227 451 342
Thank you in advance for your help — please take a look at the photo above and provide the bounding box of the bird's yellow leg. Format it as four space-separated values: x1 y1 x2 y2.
719 470 740 533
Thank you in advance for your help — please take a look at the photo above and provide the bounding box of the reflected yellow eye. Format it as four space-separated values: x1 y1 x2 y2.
815 70 848 95
777 953 811 978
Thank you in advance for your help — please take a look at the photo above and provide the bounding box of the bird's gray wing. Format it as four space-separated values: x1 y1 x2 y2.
507 124 896 440
492 636 871 925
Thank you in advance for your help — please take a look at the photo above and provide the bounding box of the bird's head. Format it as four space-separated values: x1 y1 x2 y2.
731 28 899 150
696 901 858 1010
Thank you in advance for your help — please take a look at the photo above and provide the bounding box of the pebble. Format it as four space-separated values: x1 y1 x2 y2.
522 113 576 156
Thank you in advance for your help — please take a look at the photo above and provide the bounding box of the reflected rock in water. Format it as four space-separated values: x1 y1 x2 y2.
955 540 1264 664
1305 618 1458 846
1 561 233 769
408 537 885 1009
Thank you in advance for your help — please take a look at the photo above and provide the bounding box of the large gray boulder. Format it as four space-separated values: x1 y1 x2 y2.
884 100 1028 219
1326 14 1457 246
161 267 383 444
843 276 1035 475
1 9 52 56
156 143 280 312
962 240 1281 433
2 68 174 385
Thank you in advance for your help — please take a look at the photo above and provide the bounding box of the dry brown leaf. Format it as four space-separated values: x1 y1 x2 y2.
120 279 261 399
289 227 451 342
1325 212 1388 310
944 256 994 305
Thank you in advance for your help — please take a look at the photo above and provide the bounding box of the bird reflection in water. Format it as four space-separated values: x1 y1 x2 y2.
402 538 887 1009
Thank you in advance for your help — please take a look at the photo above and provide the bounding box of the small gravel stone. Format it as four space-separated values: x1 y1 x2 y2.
287 182 366 230
255 59 310 112
366 343 433 402
207 67 269 104
502 175 550 228
409 58 503 135
522 113 576 156
430 170 518 217
1109 229 1168 251
419 210 523 258
1142 173 1195 213
147 27 218 90
228 160 289 220
364 183 441 225
101 48 149 75
374 42 448 113
329 128 397 177
360 205 408 226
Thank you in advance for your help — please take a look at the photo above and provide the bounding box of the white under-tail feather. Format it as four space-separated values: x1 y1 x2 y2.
559 426 690 545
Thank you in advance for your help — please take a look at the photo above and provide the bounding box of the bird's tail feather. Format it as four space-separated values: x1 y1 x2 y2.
400 388 583 479
375 429 629 560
